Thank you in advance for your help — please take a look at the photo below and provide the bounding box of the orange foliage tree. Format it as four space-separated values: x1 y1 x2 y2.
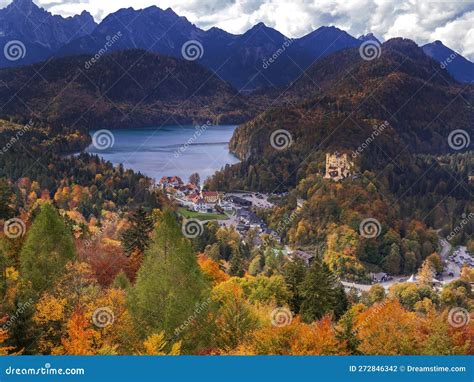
198 254 229 286
238 316 348 355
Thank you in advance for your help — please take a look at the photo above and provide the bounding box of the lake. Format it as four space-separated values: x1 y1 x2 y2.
86 124 240 182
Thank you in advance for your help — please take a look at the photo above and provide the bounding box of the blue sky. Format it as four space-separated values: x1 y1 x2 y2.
3 0 474 60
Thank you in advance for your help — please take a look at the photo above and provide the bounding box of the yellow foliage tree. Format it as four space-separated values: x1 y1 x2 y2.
142 332 181 355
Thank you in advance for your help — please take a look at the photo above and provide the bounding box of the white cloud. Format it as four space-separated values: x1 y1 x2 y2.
5 0 474 60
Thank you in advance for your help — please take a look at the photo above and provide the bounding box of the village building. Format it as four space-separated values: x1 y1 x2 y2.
226 195 252 207
202 191 220 204
324 152 353 181
371 272 388 283
159 176 184 188
291 250 315 266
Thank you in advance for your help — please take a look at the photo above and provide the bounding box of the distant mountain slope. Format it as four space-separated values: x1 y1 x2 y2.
422 40 474 84
0 1 362 90
0 50 254 129
59 8 359 91
0 0 472 89
0 0 96 67
227 38 473 187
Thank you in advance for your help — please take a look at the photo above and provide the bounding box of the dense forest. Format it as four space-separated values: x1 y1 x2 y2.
206 39 474 279
0 50 259 130
0 38 473 356
0 117 473 355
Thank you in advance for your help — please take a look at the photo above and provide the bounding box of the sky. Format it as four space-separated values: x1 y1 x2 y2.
2 0 474 60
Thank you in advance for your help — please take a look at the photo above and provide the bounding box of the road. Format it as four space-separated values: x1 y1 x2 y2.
226 192 274 209
342 238 468 293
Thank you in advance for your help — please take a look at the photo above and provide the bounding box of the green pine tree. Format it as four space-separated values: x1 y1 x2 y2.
0 178 14 219
20 203 75 297
282 257 306 313
336 310 361 355
228 249 245 277
120 207 154 255
112 271 131 290
298 259 340 323
127 210 208 345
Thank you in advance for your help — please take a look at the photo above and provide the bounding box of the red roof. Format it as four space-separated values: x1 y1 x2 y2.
202 191 219 197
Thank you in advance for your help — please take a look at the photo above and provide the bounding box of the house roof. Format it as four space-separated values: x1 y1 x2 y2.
202 191 219 197
159 176 183 184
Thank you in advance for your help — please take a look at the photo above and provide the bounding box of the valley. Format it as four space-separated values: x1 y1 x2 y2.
0 0 472 359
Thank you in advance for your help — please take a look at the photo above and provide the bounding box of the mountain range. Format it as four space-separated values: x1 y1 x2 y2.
0 0 472 90
210 38 474 191
0 0 96 67
0 49 256 130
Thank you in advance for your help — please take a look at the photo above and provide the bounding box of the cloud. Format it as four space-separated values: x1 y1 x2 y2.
5 0 474 60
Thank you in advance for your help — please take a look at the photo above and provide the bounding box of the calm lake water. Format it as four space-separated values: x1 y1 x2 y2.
86 125 240 182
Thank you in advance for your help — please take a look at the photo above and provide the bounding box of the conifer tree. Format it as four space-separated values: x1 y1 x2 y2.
120 207 154 255
0 178 13 219
299 259 340 323
20 203 75 297
282 257 306 313
127 210 208 343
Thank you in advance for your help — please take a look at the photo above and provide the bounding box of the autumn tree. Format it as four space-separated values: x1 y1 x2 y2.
61 309 96 355
389 282 437 311
238 316 347 355
197 254 228 286
0 325 13 355
366 284 386 305
142 332 181 355
426 253 443 274
248 254 264 276
418 259 435 287
189 173 200 187
355 299 421 355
